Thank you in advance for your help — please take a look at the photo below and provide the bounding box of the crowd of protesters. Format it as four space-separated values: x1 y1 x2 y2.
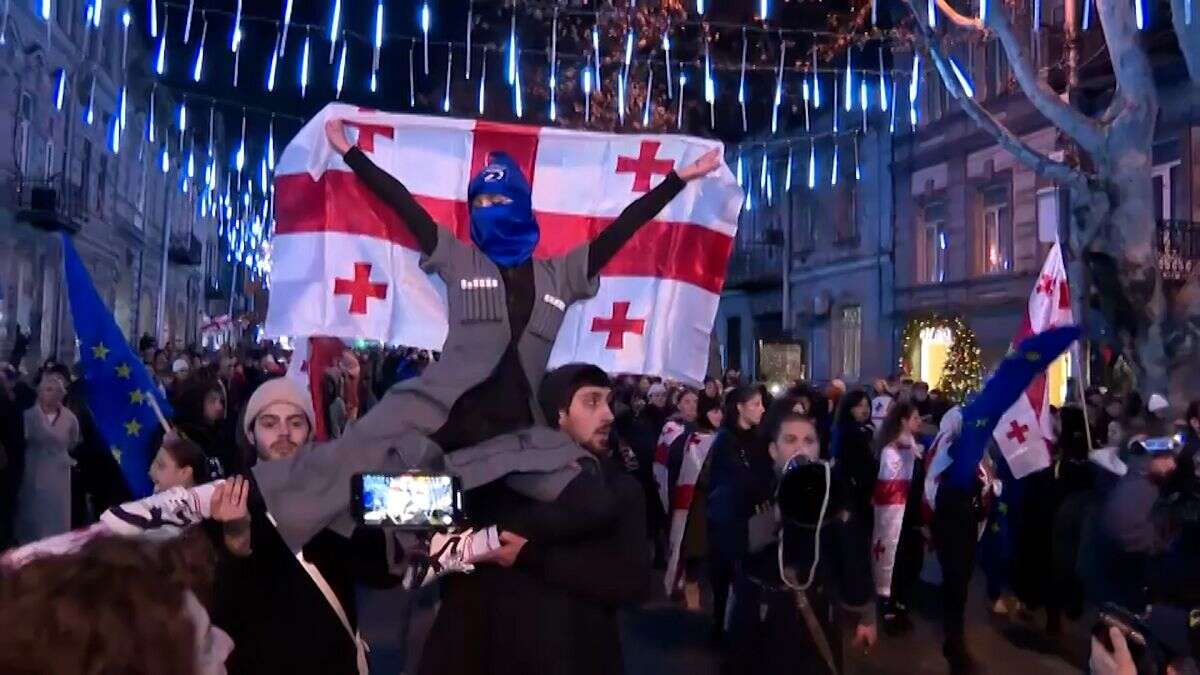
1 331 1199 675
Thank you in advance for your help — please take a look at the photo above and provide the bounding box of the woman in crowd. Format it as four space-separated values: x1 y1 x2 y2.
173 378 235 477
872 401 926 635
705 385 768 641
16 372 81 543
668 394 723 611
149 433 212 493
830 389 878 526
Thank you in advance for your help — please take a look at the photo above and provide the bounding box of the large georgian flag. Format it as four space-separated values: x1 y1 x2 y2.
265 103 743 383
991 243 1075 478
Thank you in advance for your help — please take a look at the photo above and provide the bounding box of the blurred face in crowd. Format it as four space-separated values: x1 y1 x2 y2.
724 369 741 386
737 393 765 429
203 390 226 424
340 352 361 378
705 379 720 398
558 385 615 455
649 389 668 409
36 375 67 410
638 377 652 395
792 396 811 416
769 418 821 472
913 383 929 402
852 396 871 424
149 447 194 493
903 409 924 436
219 357 236 380
1105 399 1124 418
706 406 724 429
677 391 699 423
253 402 312 461
153 351 170 374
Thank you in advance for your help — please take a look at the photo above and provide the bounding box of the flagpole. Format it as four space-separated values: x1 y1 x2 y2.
145 389 173 434
1077 342 1095 450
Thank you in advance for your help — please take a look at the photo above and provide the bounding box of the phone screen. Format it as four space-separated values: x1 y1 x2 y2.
357 473 461 528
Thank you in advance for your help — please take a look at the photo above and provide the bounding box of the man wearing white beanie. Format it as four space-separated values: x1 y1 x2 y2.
241 377 318 463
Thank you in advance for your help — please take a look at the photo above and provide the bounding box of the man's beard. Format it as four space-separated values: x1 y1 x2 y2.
585 425 612 453
268 440 298 459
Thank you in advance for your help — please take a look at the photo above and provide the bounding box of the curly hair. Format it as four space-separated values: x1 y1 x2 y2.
0 535 208 675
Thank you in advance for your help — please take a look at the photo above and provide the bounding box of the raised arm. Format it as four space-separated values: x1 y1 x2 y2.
325 119 438 256
586 148 723 278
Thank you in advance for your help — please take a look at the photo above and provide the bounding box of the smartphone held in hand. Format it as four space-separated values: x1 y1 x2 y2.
352 472 464 529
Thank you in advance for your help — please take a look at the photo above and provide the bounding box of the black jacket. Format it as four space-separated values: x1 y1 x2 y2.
419 456 650 675
830 421 877 523
211 502 397 675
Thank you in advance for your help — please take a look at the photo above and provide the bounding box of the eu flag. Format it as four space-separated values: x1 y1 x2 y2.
944 325 1081 488
62 234 171 498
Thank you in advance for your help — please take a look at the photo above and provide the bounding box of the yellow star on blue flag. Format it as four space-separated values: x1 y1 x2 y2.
61 234 170 498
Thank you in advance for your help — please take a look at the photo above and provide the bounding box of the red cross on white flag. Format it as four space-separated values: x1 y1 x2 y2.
265 103 744 383
992 242 1076 478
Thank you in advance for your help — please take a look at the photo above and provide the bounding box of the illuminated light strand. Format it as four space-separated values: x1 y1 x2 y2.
191 15 207 82
328 0 340 62
373 0 384 88
147 88 156 142
155 12 168 74
909 53 921 127
267 30 280 91
232 0 243 52
664 23 673 99
705 37 715 128
409 42 416 107
267 118 276 171
784 147 793 191
184 0 194 42
465 0 473 78
443 46 453 112
807 141 815 189
280 0 293 54
507 12 517 84
478 48 488 114
853 134 861 181
149 0 157 37
300 31 311 97
335 38 347 98
831 141 839 186
843 50 853 112
592 23 601 94
771 39 785 134
811 45 822 108
641 66 653 126
879 46 889 111
54 69 66 110
549 10 558 121
889 77 898 134
582 58 591 123
676 69 686 129
121 8 131 69
513 52 524 118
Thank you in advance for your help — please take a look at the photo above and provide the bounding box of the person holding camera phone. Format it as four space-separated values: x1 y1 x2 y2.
723 411 876 675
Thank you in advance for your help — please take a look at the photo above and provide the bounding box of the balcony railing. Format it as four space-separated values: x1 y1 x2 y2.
10 176 86 233
169 233 203 266
1157 220 1200 284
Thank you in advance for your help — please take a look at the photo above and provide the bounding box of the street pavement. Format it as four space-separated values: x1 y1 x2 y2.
360 575 1085 674
620 577 1084 675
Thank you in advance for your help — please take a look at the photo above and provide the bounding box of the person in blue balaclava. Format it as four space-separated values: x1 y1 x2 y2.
244 118 723 569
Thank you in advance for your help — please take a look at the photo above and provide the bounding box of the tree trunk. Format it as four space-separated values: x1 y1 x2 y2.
1068 133 1169 397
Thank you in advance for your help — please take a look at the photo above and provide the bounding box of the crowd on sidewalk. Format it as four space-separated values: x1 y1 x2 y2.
1 333 1199 675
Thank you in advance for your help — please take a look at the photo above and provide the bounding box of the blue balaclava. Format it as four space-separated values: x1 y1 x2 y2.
467 152 539 267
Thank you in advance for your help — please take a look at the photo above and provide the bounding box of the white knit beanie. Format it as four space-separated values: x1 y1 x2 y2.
242 377 318 439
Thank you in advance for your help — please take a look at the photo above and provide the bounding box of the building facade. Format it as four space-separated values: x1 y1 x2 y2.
718 123 896 386
719 2 1199 393
0 1 242 370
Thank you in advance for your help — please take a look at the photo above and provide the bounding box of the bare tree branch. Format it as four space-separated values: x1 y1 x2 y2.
982 0 1107 153
1094 0 1159 108
904 0 1091 191
1169 0 1200 83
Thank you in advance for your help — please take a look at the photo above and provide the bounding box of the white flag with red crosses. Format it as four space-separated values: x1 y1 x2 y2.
991 242 1075 478
265 103 742 383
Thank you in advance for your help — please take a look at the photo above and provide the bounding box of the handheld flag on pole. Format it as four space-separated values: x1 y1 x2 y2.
61 233 172 498
943 325 1081 488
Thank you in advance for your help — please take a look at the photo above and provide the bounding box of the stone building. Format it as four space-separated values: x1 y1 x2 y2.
0 1 241 370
